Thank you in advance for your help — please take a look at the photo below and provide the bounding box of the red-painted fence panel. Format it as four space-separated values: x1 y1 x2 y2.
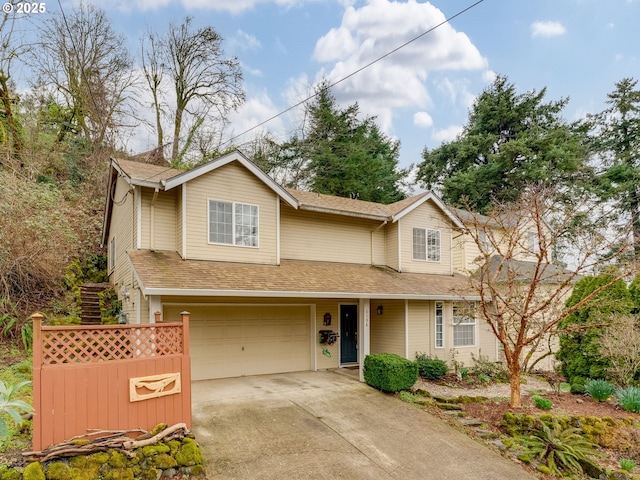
31 313 192 450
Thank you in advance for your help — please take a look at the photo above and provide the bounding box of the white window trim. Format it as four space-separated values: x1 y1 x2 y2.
412 227 441 263
452 301 476 348
434 301 444 349
207 198 260 248
528 231 540 254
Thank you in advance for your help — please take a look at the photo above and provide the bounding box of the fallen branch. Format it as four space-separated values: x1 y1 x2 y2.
23 423 191 463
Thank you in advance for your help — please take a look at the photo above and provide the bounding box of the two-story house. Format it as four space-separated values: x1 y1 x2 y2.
102 150 502 382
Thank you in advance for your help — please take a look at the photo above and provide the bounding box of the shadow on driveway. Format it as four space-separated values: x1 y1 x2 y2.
192 370 534 479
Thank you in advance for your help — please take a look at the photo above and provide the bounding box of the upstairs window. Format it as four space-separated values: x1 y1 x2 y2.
413 228 440 262
209 200 259 247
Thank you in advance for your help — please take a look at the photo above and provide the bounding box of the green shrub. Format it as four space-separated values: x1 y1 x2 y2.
470 353 509 382
532 395 553 410
584 379 615 402
620 459 636 471
569 375 587 394
364 353 418 393
415 353 448 380
615 386 640 413
0 380 33 437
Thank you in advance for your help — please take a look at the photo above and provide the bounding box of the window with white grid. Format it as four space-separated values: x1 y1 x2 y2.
413 228 440 262
453 301 476 347
209 200 258 247
435 302 444 348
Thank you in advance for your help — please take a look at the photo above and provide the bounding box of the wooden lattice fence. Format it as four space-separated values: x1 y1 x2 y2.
31 313 192 450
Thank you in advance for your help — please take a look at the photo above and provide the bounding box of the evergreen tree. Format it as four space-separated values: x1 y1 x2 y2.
417 75 591 213
556 274 635 389
264 82 409 203
586 78 640 258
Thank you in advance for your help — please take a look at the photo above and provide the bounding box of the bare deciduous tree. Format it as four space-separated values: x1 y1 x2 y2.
456 185 635 407
598 314 640 386
141 16 244 166
31 1 136 148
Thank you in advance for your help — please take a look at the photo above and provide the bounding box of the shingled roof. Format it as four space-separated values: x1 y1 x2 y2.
128 250 478 300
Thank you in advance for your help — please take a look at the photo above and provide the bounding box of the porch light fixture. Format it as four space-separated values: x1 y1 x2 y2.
376 305 383 316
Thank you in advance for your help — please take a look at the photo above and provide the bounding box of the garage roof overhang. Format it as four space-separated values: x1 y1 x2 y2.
128 250 479 301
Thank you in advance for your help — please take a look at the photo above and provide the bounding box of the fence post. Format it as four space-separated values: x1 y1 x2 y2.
179 311 192 427
154 311 162 323
31 313 44 451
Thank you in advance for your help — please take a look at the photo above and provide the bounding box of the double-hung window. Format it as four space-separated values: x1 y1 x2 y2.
209 200 259 247
412 228 440 262
527 231 540 254
452 301 476 347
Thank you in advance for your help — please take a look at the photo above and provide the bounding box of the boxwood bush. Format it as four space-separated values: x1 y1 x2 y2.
364 353 418 393
415 353 448 380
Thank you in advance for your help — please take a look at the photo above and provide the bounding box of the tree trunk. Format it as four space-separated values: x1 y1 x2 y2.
509 361 522 408
171 104 183 164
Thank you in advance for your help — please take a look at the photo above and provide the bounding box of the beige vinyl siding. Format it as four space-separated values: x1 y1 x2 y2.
452 233 466 274
184 162 278 264
108 176 136 321
280 207 386 265
314 299 340 370
370 300 405 357
400 200 453 274
372 228 385 265
140 188 177 251
385 222 399 270
478 318 498 362
407 301 431 360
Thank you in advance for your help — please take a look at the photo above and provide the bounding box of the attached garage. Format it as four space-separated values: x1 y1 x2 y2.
164 304 312 381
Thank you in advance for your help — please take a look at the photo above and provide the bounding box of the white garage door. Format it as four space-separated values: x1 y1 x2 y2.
165 305 311 381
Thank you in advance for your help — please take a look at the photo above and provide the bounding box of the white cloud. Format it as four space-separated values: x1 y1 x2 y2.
433 125 463 144
531 21 566 38
312 0 487 133
179 0 301 14
229 30 262 53
228 90 287 144
414 111 433 128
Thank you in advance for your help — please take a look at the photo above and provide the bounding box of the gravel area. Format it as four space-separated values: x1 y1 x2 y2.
414 374 553 399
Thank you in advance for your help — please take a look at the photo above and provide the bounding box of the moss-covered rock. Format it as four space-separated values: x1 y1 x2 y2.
45 462 71 480
175 438 203 467
181 465 206 476
23 463 45 480
87 452 110 468
108 451 129 468
139 444 170 458
103 468 134 480
166 440 181 457
145 453 177 469
0 467 23 480
139 468 161 480
68 457 87 469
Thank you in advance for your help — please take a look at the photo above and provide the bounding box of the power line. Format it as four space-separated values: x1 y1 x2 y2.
222 0 486 147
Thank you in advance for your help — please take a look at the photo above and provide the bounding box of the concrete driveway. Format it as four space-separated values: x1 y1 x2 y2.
192 370 534 480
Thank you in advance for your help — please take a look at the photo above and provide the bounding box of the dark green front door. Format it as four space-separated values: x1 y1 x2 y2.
340 304 358 364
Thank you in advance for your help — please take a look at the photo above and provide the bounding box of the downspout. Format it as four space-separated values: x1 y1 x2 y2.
371 220 388 265
150 188 158 251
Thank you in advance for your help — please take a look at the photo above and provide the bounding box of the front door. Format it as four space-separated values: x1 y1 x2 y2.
340 304 358 364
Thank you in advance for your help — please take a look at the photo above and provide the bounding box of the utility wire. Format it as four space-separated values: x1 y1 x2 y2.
222 0 486 147
140 0 486 181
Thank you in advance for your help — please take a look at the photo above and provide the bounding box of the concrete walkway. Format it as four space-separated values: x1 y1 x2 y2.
192 370 535 480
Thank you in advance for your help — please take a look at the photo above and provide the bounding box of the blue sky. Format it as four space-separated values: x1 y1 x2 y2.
20 0 640 174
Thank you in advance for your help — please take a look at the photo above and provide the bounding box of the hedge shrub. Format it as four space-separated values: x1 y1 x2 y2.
364 353 418 393
415 353 448 380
